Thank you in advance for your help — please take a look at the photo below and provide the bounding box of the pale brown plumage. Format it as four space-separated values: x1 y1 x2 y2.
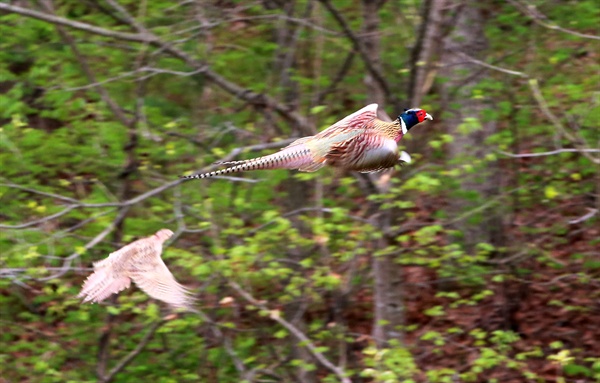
78 229 194 310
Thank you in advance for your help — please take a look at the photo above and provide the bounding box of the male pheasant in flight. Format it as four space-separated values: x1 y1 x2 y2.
78 229 194 310
181 104 432 179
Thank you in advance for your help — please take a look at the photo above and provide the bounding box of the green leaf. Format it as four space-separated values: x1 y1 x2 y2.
544 186 560 199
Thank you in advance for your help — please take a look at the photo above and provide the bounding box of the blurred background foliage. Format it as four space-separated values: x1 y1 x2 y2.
0 0 598 382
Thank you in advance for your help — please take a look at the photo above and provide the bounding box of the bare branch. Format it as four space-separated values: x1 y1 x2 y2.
103 0 145 31
316 0 393 103
39 0 131 126
569 208 598 225
0 206 76 229
0 267 91 278
61 69 140 91
96 297 117 379
249 206 372 235
497 148 600 158
100 320 165 383
314 51 355 105
0 2 313 133
0 138 297 231
183 307 249 378
0 3 154 43
137 66 206 77
229 281 351 383
454 52 527 78
0 180 181 210
528 79 599 164
507 0 600 41
193 14 342 36
218 138 297 159
457 52 600 165
0 209 117 274
38 207 130 281
104 0 313 133
0 183 80 204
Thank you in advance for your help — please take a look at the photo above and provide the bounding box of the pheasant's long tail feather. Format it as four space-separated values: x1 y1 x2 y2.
181 143 319 180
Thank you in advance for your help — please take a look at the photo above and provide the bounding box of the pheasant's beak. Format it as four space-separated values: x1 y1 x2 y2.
424 113 433 121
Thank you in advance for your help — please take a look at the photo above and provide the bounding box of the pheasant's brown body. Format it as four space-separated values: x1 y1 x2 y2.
181 104 432 180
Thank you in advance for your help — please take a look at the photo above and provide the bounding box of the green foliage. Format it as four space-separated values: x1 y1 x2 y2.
361 340 419 383
1 0 598 382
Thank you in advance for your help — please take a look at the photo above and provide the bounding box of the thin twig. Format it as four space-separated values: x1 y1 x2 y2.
569 208 598 225
0 138 297 229
184 307 249 378
455 52 528 78
497 148 600 158
0 206 76 229
61 69 140 91
507 0 600 41
315 51 355 105
457 52 599 165
316 0 393 103
38 207 131 281
188 14 341 35
229 281 351 383
103 0 313 133
0 3 154 43
249 206 371 235
0 183 80 204
0 2 313 133
40 0 131 126
100 320 165 383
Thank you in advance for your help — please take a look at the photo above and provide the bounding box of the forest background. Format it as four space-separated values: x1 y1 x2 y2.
0 0 598 382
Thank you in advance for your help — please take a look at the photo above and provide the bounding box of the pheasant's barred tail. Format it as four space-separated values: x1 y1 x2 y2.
181 144 315 180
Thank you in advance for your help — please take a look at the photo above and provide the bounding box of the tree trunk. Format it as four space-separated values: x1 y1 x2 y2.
404 0 445 161
272 3 318 381
440 2 505 250
360 0 405 348
361 0 386 107
409 0 446 107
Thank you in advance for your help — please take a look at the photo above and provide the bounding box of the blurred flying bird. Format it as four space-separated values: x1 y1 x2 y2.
181 104 432 179
78 229 194 310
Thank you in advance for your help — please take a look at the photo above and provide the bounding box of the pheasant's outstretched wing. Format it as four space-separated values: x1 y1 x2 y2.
91 240 149 269
315 104 379 139
130 257 194 310
78 239 149 303
78 229 182 306
297 104 380 168
78 267 131 303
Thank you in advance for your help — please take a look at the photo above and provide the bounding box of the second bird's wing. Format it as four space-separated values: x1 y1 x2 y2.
78 235 161 304
78 267 131 303
78 243 139 303
130 256 194 310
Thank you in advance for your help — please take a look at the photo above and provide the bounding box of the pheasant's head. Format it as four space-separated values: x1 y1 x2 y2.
155 229 174 242
398 108 433 133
